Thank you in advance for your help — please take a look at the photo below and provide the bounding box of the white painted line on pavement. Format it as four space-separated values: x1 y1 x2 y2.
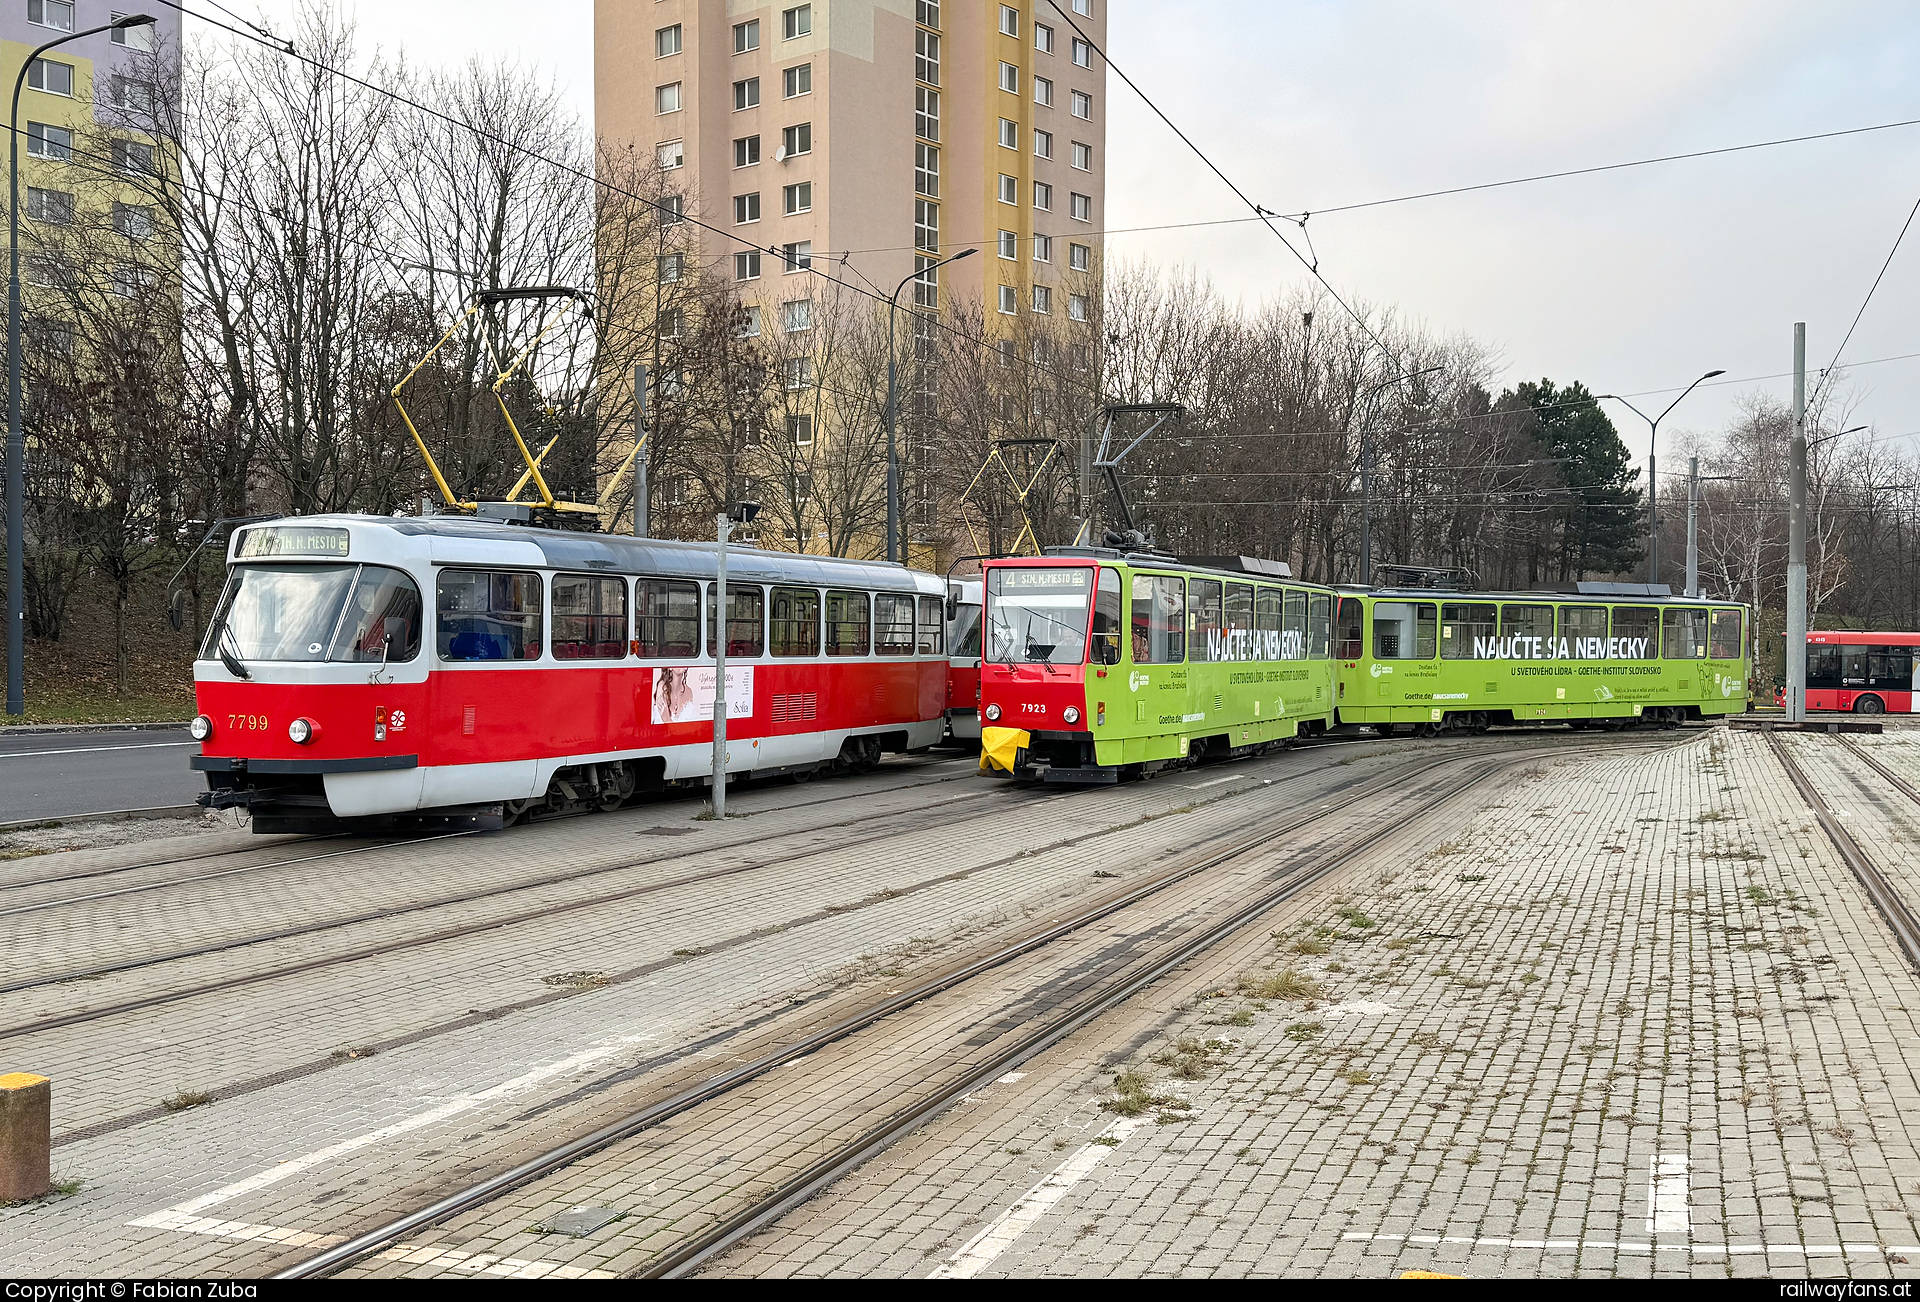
1344 1233 1907 1257
1182 776 1242 789
929 1118 1144 1279
0 741 195 759
1647 1153 1689 1233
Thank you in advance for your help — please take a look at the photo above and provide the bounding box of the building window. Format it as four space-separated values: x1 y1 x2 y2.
998 230 1017 259
915 86 939 140
915 30 940 85
999 4 1019 36
999 61 1019 93
110 12 154 49
738 304 763 336
1033 180 1052 211
784 356 813 389
1072 140 1092 170
26 187 72 225
734 77 761 110
783 4 812 39
1071 0 1090 13
659 194 683 226
115 262 162 297
656 24 682 57
1035 22 1054 54
659 252 684 283
734 192 761 223
659 307 686 338
998 173 1017 204
28 1 74 32
657 139 683 170
1071 89 1092 119
998 117 1018 149
112 139 155 174
110 75 154 115
1070 242 1091 271
1031 285 1052 315
1072 37 1092 67
1032 233 1052 262
656 82 682 114
734 18 760 52
789 414 815 446
917 0 940 27
998 284 1017 315
996 340 1016 368
1033 128 1052 159
782 121 812 156
783 181 812 214
781 241 812 272
779 302 812 335
24 255 60 288
783 63 812 97
1070 191 1091 221
27 59 73 97
1033 76 1053 107
914 142 939 197
735 134 761 167
1069 293 1090 322
736 250 762 282
914 199 939 253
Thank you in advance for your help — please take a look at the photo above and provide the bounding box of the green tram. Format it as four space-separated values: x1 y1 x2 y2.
976 549 1753 784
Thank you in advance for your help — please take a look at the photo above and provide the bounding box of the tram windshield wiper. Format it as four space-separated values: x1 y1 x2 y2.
217 621 253 681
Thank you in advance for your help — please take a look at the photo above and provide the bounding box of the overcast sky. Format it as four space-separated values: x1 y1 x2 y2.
224 0 1920 466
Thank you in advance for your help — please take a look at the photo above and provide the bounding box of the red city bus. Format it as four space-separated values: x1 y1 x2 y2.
1795 631 1920 714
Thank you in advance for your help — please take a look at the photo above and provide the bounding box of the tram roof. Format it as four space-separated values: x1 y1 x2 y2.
1342 584 1742 607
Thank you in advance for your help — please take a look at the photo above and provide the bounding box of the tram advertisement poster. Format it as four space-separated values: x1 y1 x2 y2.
652 666 754 724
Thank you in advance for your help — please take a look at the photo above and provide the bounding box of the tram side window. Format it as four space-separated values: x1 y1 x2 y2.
1807 645 1842 688
1308 593 1332 659
1190 579 1225 662
1373 601 1436 660
1089 568 1122 665
1501 604 1553 643
634 579 700 657
1223 583 1254 660
826 590 870 656
1662 607 1708 659
330 566 423 663
706 583 765 658
1612 607 1658 657
1130 574 1185 664
1334 597 1364 660
1255 586 1282 660
1281 589 1307 660
551 574 629 660
770 587 821 656
437 569 542 661
1440 603 1495 659
1559 604 1607 652
1709 609 1744 660
918 596 945 655
875 593 917 655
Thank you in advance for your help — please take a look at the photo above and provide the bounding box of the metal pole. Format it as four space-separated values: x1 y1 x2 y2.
885 295 899 565
1079 407 1097 543
1786 322 1808 722
1648 426 1659 586
632 362 648 538
1685 455 1699 598
711 512 729 818
1360 424 1372 585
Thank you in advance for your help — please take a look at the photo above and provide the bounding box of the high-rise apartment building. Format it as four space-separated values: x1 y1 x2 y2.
596 0 1106 325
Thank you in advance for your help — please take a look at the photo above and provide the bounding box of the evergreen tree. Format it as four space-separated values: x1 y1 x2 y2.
1504 379 1644 581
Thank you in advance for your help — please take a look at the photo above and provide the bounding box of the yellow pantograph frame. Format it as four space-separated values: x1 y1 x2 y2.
956 438 1066 558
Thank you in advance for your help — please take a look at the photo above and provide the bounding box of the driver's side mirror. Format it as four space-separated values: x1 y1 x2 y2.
1095 637 1120 666
944 594 957 622
166 589 187 633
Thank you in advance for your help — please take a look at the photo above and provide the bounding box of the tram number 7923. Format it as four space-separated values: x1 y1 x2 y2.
1020 703 1047 715
227 714 271 731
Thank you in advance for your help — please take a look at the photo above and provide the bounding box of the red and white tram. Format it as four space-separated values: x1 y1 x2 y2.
944 579 983 744
191 516 950 832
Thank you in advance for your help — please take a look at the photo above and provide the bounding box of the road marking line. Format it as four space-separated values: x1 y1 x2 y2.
1344 1233 1905 1257
1647 1153 1689 1233
929 1119 1144 1279
0 741 195 759
126 1212 612 1278
1182 776 1242 789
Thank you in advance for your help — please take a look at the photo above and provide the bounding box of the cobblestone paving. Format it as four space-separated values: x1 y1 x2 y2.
712 730 1920 1278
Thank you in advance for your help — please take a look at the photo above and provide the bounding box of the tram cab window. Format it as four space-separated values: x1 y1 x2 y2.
1281 589 1307 660
331 566 422 663
1611 607 1658 656
551 575 628 660
437 570 542 661
1710 609 1744 660
826 590 870 656
1224 584 1254 660
770 587 821 656
1089 567 1122 665
989 566 1093 665
1373 601 1436 660
706 583 765 658
1334 597 1364 660
1190 579 1225 661
1807 645 1842 688
1501 604 1553 643
1130 574 1185 664
634 579 700 657
874 593 916 656
209 563 422 664
918 596 945 655
1559 605 1608 648
1439 603 1495 660
949 600 982 658
1662 607 1708 659
1308 593 1332 659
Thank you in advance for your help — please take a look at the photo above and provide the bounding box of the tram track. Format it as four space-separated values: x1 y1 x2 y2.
269 733 1688 1280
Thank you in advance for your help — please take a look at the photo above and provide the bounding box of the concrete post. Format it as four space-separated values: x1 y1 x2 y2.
711 513 729 819
633 362 648 538
1787 323 1808 723
1686 455 1699 599
0 1072 50 1201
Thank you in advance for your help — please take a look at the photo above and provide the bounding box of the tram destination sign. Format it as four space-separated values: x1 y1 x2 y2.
237 525 352 559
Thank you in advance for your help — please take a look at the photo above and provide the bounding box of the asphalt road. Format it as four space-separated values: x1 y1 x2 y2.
0 728 200 823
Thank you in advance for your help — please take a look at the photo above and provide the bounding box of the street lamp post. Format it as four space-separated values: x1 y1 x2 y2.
1358 365 1441 584
1597 369 1724 589
6 13 155 717
884 246 974 565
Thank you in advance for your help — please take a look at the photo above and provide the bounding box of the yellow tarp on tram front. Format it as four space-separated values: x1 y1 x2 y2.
980 726 1030 773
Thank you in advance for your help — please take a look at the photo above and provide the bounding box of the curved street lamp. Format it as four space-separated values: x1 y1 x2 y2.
884 246 975 565
1598 368 1724 589
6 12 157 716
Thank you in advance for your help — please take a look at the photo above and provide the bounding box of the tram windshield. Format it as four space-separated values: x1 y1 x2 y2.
986 566 1092 665
204 563 423 664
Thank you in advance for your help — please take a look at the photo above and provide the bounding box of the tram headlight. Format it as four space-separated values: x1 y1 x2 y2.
288 717 319 745
1062 706 1082 725
984 703 1002 722
189 714 213 742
